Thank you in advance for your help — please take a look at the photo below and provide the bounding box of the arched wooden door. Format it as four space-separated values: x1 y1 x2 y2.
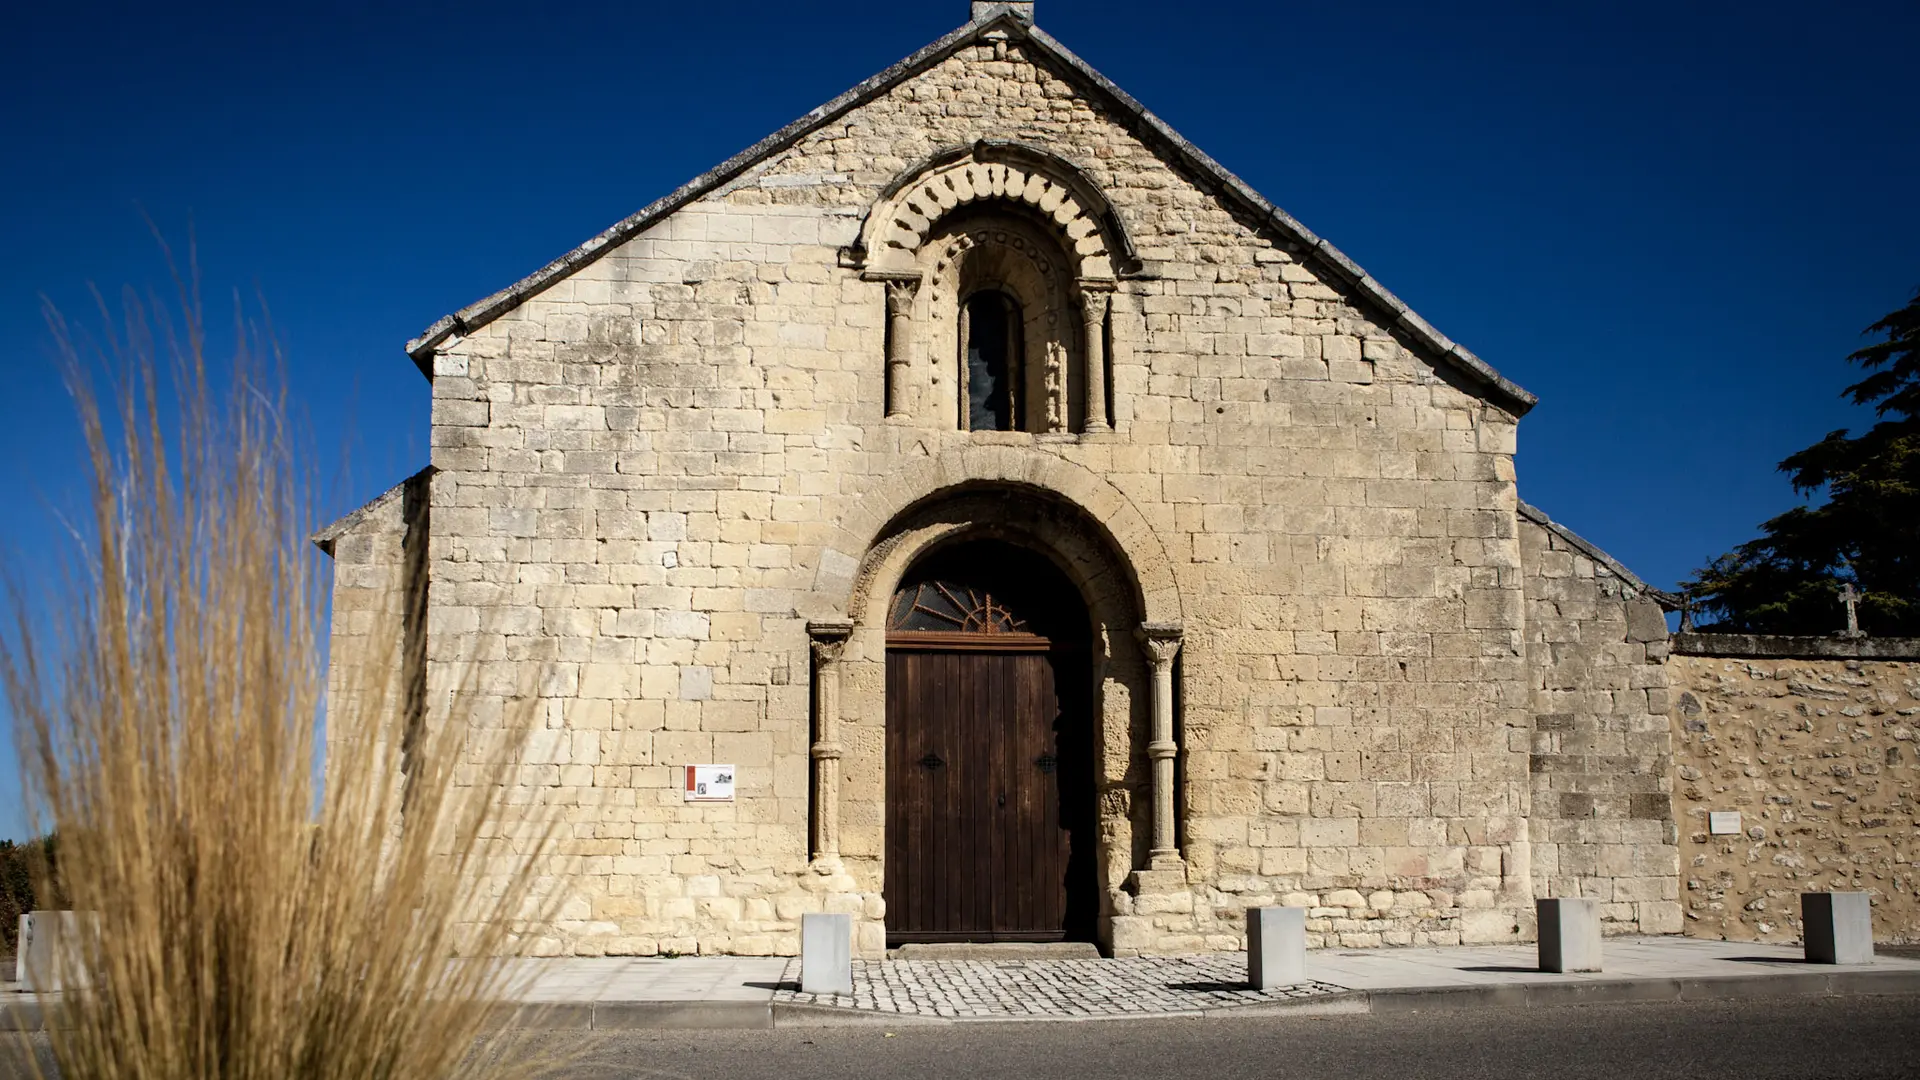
884 542 1096 945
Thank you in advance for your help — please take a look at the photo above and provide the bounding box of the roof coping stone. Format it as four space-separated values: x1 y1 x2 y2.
1518 499 1679 611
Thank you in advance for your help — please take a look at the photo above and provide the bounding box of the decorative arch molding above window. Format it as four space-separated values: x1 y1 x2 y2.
841 141 1142 282
852 143 1132 435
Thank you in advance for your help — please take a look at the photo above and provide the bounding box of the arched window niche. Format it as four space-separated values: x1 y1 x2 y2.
962 289 1023 432
850 145 1131 435
924 208 1097 434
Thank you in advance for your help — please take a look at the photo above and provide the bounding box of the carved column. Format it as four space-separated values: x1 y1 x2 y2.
807 620 854 866
881 275 921 419
1079 282 1113 432
1136 623 1184 870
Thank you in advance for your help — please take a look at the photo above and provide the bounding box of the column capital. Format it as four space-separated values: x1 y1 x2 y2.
807 619 854 663
883 277 921 317
864 270 924 311
1078 287 1111 323
1135 622 1183 665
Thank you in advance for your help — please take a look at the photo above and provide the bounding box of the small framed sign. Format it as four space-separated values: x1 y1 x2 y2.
684 764 736 803
1708 811 1741 836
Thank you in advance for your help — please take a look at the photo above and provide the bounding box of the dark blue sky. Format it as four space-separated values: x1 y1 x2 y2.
2 1 1915 838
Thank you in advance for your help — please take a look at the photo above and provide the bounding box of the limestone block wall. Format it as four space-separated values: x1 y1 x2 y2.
316 469 432 781
412 30 1535 956
1671 652 1920 944
1518 508 1679 935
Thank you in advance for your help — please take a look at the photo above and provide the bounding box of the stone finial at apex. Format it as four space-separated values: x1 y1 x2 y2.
972 2 1035 22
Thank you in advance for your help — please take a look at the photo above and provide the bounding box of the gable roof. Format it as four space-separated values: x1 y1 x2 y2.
1518 500 1679 610
403 5 1537 417
311 465 434 556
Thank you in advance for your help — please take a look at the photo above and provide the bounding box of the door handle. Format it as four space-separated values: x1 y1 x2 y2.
998 793 1006 808
918 752 945 770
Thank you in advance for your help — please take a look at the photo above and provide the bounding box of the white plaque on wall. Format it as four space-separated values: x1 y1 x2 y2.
1708 811 1742 835
684 764 736 802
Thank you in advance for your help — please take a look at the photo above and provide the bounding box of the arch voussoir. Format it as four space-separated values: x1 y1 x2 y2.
854 144 1131 281
827 447 1182 628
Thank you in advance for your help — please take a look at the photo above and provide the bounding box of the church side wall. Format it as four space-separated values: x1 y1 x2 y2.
1670 654 1920 944
321 473 430 797
419 37 1534 956
1520 517 1681 935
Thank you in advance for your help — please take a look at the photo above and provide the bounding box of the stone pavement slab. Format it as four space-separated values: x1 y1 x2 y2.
769 936 1920 1024
1301 936 1920 992
497 955 790 1003
493 956 790 1030
6 938 1919 1030
774 954 1349 1020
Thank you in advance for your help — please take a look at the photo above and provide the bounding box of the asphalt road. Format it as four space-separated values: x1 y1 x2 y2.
502 994 1920 1080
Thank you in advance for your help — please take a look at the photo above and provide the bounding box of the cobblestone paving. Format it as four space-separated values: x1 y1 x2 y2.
774 956 1348 1019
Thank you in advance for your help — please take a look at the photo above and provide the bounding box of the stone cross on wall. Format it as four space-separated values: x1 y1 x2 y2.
1839 582 1865 639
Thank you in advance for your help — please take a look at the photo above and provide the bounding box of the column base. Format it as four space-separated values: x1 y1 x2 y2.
1127 865 1187 896
1111 861 1200 954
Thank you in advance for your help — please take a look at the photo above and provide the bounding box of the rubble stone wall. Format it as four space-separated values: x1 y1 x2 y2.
1671 653 1920 944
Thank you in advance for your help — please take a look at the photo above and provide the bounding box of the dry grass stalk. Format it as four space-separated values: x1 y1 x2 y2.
3 281 567 1078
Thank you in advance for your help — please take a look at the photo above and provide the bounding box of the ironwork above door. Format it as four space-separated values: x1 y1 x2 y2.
889 579 1030 635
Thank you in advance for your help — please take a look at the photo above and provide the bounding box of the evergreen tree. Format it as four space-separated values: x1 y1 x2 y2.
1685 288 1920 635
0 835 58 953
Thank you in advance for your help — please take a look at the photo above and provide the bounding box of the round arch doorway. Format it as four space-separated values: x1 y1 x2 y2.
883 539 1099 946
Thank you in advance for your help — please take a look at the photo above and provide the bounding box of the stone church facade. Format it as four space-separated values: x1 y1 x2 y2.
317 2 1681 957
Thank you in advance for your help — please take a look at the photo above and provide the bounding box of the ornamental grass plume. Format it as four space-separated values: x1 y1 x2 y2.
2 274 566 1079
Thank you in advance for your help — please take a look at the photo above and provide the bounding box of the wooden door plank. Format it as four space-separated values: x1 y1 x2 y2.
978 648 998 937
943 650 962 936
1022 652 1046 933
1005 652 1026 934
1005 652 1026 935
919 651 937 937
948 645 967 933
990 651 1013 935
911 649 928 938
884 651 909 935
885 653 903 933
933 650 954 937
959 649 982 937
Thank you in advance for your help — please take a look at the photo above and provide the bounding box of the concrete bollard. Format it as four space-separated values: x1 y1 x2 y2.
800 913 853 996
1802 892 1873 965
1246 906 1306 989
17 911 98 993
1537 897 1602 973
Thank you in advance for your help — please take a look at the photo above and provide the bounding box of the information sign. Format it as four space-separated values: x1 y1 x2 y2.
684 764 736 802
